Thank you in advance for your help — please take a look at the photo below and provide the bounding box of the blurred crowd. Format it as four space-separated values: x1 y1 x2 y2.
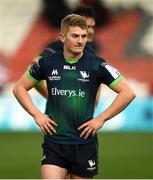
42 0 112 28
0 0 153 95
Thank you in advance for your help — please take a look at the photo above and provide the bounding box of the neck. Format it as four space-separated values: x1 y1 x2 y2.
63 47 83 60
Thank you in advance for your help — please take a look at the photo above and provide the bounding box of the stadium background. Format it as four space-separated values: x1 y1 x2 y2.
0 0 153 178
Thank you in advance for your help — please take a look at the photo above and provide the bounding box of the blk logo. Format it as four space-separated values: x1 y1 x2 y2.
64 65 76 70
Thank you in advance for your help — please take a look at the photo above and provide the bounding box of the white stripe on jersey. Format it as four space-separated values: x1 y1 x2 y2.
105 64 121 79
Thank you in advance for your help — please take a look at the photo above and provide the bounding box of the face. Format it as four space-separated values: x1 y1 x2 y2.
86 17 95 42
60 26 88 55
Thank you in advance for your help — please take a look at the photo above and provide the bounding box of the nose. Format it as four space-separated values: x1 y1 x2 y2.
88 27 94 35
78 37 84 44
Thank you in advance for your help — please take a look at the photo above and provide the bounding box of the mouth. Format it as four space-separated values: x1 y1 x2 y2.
75 45 84 48
88 34 93 38
74 47 83 51
75 46 83 48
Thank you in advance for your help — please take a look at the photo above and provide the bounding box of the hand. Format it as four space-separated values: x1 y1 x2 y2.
78 117 104 139
34 112 57 135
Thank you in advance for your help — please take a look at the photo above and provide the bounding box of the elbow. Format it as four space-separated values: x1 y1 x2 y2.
128 90 136 102
13 86 17 96
13 85 18 97
133 92 136 99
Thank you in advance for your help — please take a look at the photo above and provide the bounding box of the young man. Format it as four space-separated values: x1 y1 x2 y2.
13 14 135 179
39 6 97 58
34 6 97 99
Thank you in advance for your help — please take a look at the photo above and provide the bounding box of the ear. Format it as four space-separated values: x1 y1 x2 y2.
59 33 65 43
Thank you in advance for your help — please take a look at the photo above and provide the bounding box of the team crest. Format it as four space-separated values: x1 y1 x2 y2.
78 71 90 82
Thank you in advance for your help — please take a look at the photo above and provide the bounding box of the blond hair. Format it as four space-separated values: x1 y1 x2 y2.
61 14 88 34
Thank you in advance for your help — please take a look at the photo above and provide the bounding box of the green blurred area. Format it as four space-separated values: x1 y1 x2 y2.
0 132 153 179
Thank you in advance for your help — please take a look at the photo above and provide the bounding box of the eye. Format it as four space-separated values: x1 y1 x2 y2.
82 34 87 38
72 34 78 38
88 25 95 29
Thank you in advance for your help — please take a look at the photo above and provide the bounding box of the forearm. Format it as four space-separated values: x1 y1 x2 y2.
13 86 41 117
99 90 135 122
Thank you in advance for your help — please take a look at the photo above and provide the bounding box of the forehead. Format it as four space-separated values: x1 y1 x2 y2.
66 26 88 35
86 18 95 26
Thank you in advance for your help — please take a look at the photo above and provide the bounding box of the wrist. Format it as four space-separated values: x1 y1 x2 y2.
31 110 42 118
98 114 108 123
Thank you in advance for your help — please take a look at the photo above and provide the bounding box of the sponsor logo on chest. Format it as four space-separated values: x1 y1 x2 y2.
63 65 76 70
48 69 61 81
48 68 90 82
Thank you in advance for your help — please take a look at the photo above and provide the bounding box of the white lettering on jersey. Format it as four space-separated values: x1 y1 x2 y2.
51 87 85 98
63 65 76 70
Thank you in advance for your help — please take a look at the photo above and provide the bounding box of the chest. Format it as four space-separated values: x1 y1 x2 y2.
45 63 95 88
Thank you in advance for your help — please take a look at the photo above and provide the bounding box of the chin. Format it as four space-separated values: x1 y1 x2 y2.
73 49 83 54
74 52 82 55
87 38 93 42
72 50 83 55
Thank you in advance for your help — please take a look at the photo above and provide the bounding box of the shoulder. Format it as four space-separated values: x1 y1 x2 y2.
39 51 62 66
47 40 63 49
40 40 63 56
85 41 100 54
84 51 106 65
84 43 95 54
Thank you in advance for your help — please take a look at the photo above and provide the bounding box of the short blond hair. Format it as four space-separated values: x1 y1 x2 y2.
61 14 88 34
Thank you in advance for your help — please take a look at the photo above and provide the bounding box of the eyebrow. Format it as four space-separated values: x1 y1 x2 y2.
87 25 95 28
72 32 88 36
71 33 87 36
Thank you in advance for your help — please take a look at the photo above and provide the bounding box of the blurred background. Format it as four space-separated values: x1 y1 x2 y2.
0 0 153 178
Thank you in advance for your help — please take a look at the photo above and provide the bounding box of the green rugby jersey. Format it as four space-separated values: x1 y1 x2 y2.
27 51 123 144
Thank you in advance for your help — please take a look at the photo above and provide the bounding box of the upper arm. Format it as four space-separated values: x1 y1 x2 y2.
111 79 135 96
96 61 123 87
15 73 37 91
95 60 135 97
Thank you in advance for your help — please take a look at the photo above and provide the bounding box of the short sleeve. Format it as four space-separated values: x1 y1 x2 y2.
26 59 44 84
96 61 123 88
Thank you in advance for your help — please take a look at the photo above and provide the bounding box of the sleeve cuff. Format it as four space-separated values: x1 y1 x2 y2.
26 70 40 84
109 76 124 89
